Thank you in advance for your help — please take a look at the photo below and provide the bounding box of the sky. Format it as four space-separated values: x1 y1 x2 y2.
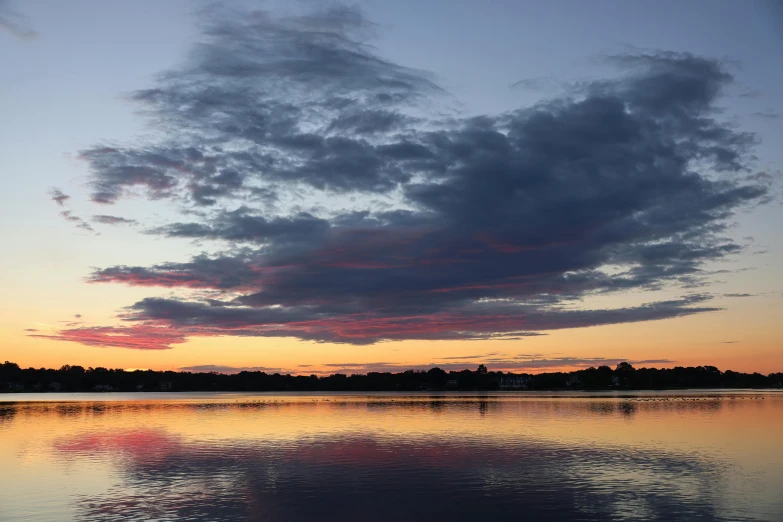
1 0 782 375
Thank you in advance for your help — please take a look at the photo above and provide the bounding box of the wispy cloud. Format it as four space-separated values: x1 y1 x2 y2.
49 188 98 233
59 210 95 233
30 325 188 350
93 215 138 226
437 352 505 360
304 357 676 375
49 188 70 206
0 0 38 40
752 110 780 120
178 364 290 374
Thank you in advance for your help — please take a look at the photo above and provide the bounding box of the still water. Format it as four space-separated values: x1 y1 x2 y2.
1 391 781 521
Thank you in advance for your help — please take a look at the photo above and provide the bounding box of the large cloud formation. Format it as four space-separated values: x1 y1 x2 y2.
43 5 773 349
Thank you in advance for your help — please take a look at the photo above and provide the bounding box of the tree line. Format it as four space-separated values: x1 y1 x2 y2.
2 361 781 393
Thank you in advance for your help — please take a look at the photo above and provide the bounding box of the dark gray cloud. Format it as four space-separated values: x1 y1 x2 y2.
88 254 264 290
152 206 329 244
81 4 440 205
48 5 775 349
102 295 718 345
0 0 38 40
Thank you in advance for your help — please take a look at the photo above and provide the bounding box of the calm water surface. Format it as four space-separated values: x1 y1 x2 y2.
1 391 781 521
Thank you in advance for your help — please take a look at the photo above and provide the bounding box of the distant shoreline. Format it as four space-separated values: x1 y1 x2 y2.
3 361 782 394
2 387 782 394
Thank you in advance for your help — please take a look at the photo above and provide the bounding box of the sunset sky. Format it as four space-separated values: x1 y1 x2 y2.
1 0 781 375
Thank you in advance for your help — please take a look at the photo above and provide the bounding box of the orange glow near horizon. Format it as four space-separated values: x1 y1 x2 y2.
4 296 781 375
2 270 781 375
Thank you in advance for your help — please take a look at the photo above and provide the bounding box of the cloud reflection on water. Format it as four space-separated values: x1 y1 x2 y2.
2 395 780 521
56 429 730 522
26 397 765 522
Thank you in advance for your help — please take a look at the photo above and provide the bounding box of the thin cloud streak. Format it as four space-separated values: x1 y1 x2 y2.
195 357 679 376
59 211 96 233
178 364 291 374
93 215 138 226
0 0 38 40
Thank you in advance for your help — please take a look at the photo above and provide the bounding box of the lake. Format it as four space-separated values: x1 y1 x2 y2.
1 391 781 521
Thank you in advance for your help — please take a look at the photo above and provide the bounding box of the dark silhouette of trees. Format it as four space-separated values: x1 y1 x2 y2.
427 367 447 389
615 362 636 387
1 360 781 393
577 366 614 389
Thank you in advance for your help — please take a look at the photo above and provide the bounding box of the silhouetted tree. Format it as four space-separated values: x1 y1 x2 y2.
615 362 636 387
427 367 447 389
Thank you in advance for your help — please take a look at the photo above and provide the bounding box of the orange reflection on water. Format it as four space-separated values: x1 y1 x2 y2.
1 392 782 521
